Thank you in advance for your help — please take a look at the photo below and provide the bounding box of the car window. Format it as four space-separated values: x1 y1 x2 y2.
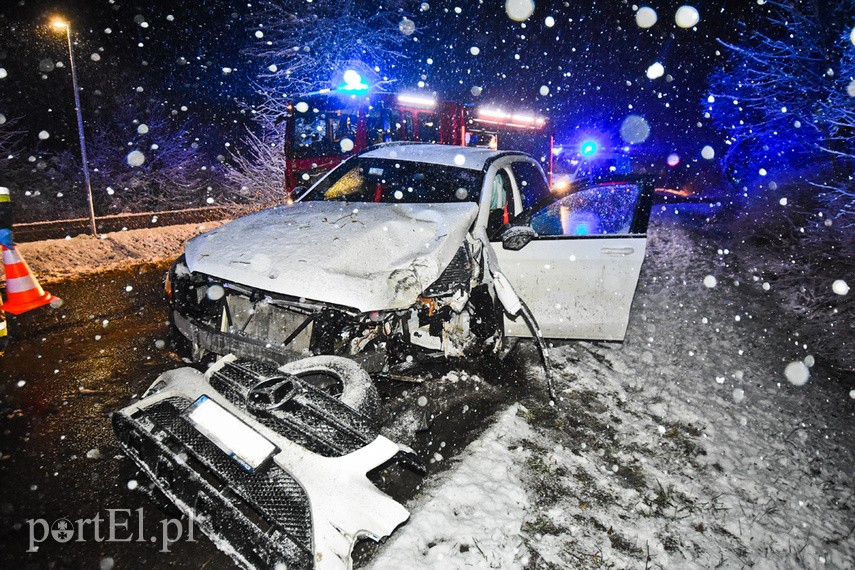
486 168 513 236
510 161 550 210
292 116 330 158
368 108 406 144
530 182 642 236
401 111 415 140
417 112 440 142
303 158 483 204
329 114 357 143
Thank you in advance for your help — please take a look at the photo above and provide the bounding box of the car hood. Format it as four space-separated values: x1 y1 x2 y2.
184 201 479 312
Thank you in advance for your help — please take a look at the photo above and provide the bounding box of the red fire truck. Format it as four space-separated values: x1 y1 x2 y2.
283 89 552 192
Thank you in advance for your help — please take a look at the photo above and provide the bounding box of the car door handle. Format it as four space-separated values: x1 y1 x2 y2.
601 247 635 256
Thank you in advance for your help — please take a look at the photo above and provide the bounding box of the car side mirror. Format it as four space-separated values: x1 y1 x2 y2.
501 226 536 251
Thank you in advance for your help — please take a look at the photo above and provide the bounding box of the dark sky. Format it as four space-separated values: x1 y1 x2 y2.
0 0 758 166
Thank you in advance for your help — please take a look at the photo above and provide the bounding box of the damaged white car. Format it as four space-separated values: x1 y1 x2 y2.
167 143 653 384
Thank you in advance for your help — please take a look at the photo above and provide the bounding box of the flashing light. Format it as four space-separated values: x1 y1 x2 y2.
580 140 598 157
343 69 361 86
478 108 508 119
338 69 369 94
51 18 69 29
552 175 571 192
397 94 437 108
475 108 546 128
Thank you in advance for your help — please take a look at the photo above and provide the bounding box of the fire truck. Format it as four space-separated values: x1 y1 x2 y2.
283 80 552 192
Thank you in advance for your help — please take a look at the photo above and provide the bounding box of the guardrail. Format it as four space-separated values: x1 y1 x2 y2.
13 206 236 243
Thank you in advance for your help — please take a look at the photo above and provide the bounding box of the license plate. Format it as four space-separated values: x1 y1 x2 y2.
185 395 277 472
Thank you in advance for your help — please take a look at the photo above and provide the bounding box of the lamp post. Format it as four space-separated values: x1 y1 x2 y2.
51 18 97 236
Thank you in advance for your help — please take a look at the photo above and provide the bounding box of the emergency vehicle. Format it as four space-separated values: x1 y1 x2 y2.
282 75 552 192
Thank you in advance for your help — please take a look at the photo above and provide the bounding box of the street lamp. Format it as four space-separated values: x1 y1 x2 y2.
51 18 97 236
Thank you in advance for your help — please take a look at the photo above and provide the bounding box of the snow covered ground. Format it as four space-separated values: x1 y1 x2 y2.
4 211 851 569
3 221 224 283
368 215 855 569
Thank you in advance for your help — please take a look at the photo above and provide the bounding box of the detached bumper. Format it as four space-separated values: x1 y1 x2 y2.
113 356 410 570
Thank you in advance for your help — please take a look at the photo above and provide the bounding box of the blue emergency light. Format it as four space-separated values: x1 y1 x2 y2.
338 69 369 94
580 140 598 157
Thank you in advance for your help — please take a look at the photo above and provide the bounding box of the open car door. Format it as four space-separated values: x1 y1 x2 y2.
494 175 654 341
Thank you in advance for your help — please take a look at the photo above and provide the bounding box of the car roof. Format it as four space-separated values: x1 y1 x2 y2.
359 143 521 171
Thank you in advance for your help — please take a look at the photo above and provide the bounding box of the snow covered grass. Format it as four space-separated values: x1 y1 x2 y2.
725 184 854 372
368 217 855 569
2 222 224 283
370 405 534 569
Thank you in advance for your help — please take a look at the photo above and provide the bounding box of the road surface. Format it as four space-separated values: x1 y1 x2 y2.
0 261 529 568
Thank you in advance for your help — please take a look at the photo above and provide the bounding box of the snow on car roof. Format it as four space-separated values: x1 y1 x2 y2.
360 143 515 171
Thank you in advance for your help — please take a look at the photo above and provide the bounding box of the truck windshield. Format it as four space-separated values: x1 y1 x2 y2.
301 158 483 204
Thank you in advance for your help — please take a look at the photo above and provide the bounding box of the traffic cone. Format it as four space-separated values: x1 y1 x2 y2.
1 245 58 315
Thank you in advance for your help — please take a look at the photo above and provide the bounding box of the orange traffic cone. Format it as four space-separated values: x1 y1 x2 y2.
1 245 58 315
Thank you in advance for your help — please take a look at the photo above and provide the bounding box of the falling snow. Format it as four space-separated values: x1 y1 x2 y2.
126 150 145 166
635 6 658 28
505 0 535 22
675 6 700 29
784 361 811 386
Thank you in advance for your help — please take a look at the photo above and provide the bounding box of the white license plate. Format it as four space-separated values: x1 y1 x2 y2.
185 395 277 472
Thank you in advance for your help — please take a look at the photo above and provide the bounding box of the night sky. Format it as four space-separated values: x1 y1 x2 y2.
1 0 759 169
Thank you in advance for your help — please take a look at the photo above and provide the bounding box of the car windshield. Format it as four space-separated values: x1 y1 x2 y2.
301 157 483 203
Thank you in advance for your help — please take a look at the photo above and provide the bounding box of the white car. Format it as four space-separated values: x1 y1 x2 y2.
167 143 653 384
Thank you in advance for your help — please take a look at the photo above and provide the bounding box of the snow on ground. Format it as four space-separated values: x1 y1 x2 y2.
5 212 851 568
371 405 534 569
3 222 224 283
369 216 855 569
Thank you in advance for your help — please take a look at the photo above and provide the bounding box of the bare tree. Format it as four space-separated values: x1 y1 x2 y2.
246 0 408 122
226 0 411 195
225 127 290 204
705 0 846 181
709 1 855 370
87 97 218 211
811 29 855 221
0 116 25 159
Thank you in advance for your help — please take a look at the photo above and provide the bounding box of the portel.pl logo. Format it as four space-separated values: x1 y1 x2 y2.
26 508 196 553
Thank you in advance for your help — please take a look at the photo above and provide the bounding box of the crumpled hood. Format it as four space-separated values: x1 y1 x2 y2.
184 201 478 312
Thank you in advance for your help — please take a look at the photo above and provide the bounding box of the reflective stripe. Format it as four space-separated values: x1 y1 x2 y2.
0 320 6 335
0 195 10 202
6 275 37 294
2 248 22 264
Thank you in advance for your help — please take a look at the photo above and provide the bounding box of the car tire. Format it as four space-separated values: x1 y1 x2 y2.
278 356 381 423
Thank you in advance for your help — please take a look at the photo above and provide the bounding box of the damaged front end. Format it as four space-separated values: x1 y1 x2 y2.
113 355 415 570
167 238 504 373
